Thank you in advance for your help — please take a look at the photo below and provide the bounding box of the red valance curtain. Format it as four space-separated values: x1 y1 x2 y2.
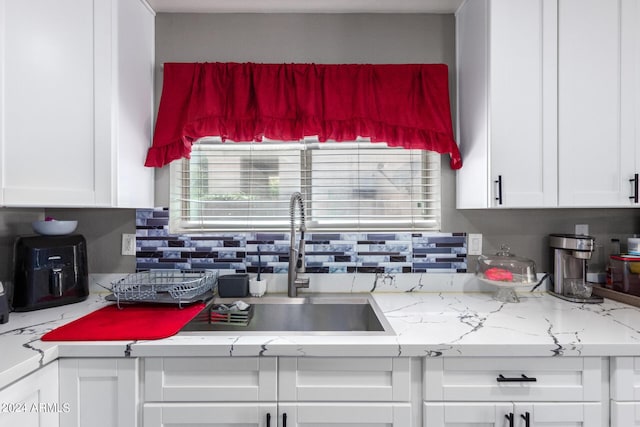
145 62 462 169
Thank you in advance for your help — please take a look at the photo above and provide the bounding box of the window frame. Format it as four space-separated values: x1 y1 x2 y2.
169 138 441 233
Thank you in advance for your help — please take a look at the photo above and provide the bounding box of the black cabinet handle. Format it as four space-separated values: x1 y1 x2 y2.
283 413 287 427
630 173 639 203
505 412 514 427
495 175 503 205
266 413 271 427
521 411 531 427
496 374 537 382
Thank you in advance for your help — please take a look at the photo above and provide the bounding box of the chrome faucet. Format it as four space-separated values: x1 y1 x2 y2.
288 192 309 297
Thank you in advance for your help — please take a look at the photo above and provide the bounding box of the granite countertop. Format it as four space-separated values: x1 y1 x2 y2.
2 283 640 389
132 291 640 358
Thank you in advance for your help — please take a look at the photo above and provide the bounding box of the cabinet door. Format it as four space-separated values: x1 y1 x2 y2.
558 0 638 207
59 358 138 427
0 0 153 208
455 0 490 209
424 402 601 427
456 0 557 209
424 402 513 427
514 403 601 427
612 402 640 426
0 361 59 427
280 403 411 427
143 403 277 427
489 0 557 208
110 0 154 208
623 0 640 204
0 0 111 207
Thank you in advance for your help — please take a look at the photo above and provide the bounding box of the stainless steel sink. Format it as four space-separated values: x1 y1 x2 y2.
179 295 394 335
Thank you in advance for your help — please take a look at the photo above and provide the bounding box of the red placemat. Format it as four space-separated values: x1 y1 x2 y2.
41 302 205 341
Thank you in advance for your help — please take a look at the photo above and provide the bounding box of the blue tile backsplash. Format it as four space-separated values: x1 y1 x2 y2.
136 208 467 274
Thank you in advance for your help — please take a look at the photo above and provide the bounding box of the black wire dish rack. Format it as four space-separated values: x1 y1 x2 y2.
108 270 218 308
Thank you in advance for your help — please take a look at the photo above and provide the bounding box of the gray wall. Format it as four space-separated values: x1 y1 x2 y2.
0 208 136 284
0 209 45 285
152 13 456 207
44 209 137 274
154 12 640 272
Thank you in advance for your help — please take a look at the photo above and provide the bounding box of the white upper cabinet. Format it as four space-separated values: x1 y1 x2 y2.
0 0 154 208
456 0 558 208
457 0 640 209
558 0 640 207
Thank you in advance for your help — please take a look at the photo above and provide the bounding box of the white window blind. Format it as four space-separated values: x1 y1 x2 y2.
169 138 441 232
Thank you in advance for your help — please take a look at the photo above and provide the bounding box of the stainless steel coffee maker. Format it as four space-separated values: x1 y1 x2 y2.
549 234 602 303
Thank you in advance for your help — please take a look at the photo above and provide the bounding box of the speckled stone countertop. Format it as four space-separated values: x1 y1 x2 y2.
2 273 640 389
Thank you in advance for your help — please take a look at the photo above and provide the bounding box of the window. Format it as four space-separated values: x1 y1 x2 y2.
169 138 441 232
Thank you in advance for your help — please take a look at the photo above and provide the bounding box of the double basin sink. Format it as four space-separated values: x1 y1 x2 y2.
180 295 394 335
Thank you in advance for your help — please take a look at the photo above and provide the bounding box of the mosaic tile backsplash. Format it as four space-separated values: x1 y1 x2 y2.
136 208 467 274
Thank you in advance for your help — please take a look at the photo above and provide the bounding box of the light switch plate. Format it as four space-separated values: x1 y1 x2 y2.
468 233 482 256
121 233 136 256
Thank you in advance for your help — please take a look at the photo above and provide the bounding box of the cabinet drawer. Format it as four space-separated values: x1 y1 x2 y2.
279 357 411 402
424 357 602 402
144 357 277 402
143 403 277 427
611 357 640 401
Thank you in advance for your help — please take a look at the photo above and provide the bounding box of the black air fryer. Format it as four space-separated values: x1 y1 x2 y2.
12 235 89 311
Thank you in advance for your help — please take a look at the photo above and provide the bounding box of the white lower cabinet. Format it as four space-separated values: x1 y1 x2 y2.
59 358 138 427
0 354 629 426
611 357 640 426
423 357 604 427
143 356 413 426
0 361 59 427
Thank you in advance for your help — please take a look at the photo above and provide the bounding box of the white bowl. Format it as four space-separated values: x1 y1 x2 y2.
32 220 78 236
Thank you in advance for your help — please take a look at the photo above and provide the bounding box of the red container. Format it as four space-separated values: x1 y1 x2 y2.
610 255 640 296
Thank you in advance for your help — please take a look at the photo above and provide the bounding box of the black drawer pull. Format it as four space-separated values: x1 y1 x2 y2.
283 412 287 427
496 374 537 382
505 412 514 427
495 175 503 205
521 411 531 427
266 413 271 427
630 173 639 203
